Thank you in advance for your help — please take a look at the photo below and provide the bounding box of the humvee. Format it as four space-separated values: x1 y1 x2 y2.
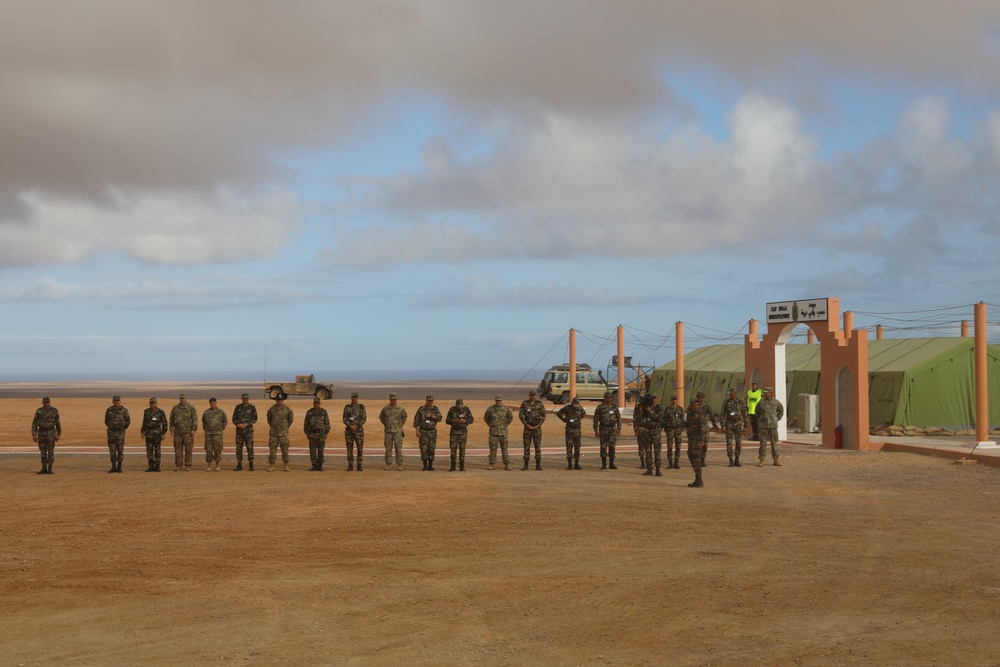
264 374 334 400
538 363 615 404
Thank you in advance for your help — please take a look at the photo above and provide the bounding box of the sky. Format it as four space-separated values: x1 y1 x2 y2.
2 1 1000 380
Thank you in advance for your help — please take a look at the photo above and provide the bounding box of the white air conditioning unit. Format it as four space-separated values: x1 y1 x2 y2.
797 394 820 433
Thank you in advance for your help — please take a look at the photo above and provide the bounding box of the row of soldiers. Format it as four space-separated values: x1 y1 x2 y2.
28 388 783 486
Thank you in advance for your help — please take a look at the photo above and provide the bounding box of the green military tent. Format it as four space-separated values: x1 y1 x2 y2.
647 338 1000 429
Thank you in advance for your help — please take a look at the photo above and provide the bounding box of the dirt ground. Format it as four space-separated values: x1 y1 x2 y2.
2 384 1000 666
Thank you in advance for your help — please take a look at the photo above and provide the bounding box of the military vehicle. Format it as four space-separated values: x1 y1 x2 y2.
538 363 614 404
264 374 334 400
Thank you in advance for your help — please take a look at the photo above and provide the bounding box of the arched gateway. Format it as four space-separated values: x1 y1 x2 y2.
744 297 872 450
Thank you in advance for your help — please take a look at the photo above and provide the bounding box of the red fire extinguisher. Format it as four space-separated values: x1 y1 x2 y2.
834 425 843 449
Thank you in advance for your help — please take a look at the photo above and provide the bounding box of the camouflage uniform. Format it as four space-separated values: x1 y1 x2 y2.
413 400 443 469
519 396 547 469
140 401 168 472
445 401 474 471
632 400 648 468
342 397 367 470
202 402 228 469
685 400 710 487
697 397 715 467
641 400 665 475
266 401 295 469
304 403 331 471
720 393 749 466
379 399 408 468
232 398 258 470
169 398 199 470
483 399 514 469
104 399 131 473
756 393 785 465
31 400 60 474
556 400 587 469
662 400 685 469
592 398 621 469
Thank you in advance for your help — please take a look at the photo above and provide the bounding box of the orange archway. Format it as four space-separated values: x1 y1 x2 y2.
744 297 872 450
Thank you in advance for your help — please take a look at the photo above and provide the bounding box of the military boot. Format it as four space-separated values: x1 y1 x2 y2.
309 462 319 471
503 462 511 470
146 460 155 473
427 458 435 471
688 473 704 488
758 458 765 467
154 462 161 472
601 458 607 470
449 457 456 472
655 466 662 477
356 461 363 471
459 460 465 471
734 455 742 467
643 466 653 476
609 457 617 470
317 461 324 471
536 460 542 471
773 458 782 467
268 462 276 472
566 460 573 470
728 455 734 467
521 458 529 471
109 458 118 473
233 460 243 471
574 460 581 470
282 462 290 471
421 459 428 471
37 465 47 475
247 460 254 471
347 462 354 471
638 453 646 469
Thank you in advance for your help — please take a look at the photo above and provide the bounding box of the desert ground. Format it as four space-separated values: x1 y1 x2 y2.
2 382 1000 666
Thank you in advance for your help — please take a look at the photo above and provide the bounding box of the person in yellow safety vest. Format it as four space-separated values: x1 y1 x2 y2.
746 381 763 441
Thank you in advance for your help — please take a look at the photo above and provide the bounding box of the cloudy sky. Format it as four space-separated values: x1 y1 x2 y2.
2 1 1000 379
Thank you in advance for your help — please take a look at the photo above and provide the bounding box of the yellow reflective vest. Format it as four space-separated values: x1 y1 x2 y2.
746 388 763 415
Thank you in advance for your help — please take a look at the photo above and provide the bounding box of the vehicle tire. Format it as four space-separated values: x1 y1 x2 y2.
315 388 330 400
269 387 281 399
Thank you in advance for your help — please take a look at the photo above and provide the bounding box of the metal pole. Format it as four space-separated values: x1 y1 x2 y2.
975 303 988 444
569 328 577 401
617 325 626 408
675 322 685 406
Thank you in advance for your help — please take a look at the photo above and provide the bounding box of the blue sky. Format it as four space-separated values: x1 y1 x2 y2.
1 1 999 379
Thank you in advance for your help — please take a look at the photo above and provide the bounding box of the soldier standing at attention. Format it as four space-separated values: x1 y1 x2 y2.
31 397 60 475
379 393 407 471
267 393 295 471
519 389 546 470
141 397 167 472
721 387 749 467
169 393 198 471
557 396 587 470
232 392 258 471
641 394 665 476
304 397 331 471
593 391 621 470
484 395 514 470
202 397 228 472
413 395 443 471
746 381 763 441
756 386 785 467
662 395 685 470
696 391 716 468
685 396 707 488
343 392 367 471
104 394 131 473
445 398 474 472
633 397 648 469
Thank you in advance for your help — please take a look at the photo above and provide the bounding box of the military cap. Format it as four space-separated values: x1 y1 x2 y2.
764 386 774 392
426 395 434 401
275 392 287 400
751 380 759 385
389 392 398 399
313 397 321 403
529 389 538 395
571 397 581 404
455 399 464 405
149 397 157 403
209 397 217 403
351 392 359 398
112 395 121 401
603 391 613 398
494 395 503 401
670 395 678 400
179 393 186 399
241 392 249 399
728 387 736 393
696 392 706 398
42 397 50 404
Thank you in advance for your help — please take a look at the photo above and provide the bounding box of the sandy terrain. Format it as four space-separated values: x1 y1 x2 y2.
2 383 1000 666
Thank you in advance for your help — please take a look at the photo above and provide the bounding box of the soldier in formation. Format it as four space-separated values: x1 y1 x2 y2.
104 394 131 473
640 394 664 476
379 392 407 471
633 397 647 469
140 397 167 472
695 392 716 468
231 392 258 471
685 395 708 487
304 397 331 471
483 395 513 470
31 397 60 475
169 393 198 471
445 398 474 471
756 386 784 467
720 387 749 467
592 391 621 470
557 396 587 470
202 397 228 471
662 395 684 470
343 392 366 471
267 393 294 471
413 395 442 471
519 389 546 471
